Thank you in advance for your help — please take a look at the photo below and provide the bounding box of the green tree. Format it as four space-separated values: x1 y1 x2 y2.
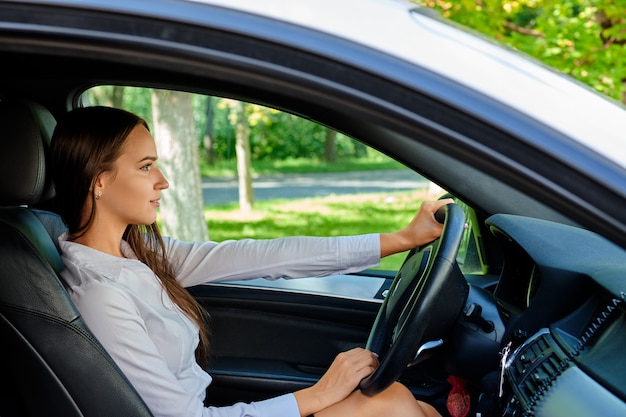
202 96 216 164
324 128 337 163
87 85 125 108
234 101 254 213
416 0 626 102
218 99 255 212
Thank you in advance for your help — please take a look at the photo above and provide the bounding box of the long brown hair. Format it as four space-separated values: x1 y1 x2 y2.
50 106 210 366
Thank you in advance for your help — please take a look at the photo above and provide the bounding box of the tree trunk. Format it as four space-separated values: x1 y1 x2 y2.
151 89 209 241
324 128 337 163
202 96 216 165
89 85 124 107
353 139 368 158
234 101 254 213
110 85 124 108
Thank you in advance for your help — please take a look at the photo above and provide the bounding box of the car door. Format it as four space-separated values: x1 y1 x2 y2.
190 276 387 406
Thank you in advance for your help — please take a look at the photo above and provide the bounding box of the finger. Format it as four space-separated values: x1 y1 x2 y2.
338 350 375 368
333 350 378 379
427 198 454 216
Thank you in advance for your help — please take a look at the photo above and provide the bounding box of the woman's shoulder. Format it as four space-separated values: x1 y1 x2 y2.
59 237 158 291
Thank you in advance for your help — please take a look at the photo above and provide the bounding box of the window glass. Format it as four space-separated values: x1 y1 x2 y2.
81 86 484 298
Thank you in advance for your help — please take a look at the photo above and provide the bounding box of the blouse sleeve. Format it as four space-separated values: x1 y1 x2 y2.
205 394 300 417
164 234 381 288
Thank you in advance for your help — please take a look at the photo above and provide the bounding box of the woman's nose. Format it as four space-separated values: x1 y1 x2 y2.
156 168 169 190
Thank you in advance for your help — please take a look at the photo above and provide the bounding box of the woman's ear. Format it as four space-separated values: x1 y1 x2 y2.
91 175 105 199
93 172 109 190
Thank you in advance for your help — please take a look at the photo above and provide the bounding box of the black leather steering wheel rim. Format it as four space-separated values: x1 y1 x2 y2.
359 203 468 396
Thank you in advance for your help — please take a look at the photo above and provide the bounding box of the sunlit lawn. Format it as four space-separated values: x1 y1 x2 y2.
205 190 432 271
201 155 405 178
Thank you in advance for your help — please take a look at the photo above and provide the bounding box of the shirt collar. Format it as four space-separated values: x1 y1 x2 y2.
58 232 140 282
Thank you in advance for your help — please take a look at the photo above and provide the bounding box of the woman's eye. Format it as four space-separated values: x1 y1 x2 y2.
140 164 152 172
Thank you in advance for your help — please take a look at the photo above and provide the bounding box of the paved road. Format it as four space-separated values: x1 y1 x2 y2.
201 169 429 205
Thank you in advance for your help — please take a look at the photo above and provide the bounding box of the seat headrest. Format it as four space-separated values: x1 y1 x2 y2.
0 99 56 206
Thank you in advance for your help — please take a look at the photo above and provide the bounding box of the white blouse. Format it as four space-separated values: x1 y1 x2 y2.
58 234 380 417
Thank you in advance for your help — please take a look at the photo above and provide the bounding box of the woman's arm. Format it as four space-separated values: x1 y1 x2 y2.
166 234 381 287
167 199 452 287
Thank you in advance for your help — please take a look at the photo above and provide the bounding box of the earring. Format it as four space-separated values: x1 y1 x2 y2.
95 191 102 200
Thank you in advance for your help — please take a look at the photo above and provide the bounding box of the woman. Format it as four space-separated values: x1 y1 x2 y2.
50 106 446 417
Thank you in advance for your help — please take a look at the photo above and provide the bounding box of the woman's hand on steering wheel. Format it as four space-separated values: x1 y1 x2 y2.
379 198 455 258
294 348 380 415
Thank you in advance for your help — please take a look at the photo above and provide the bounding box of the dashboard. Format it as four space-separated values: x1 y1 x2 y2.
485 214 626 417
204 211 626 417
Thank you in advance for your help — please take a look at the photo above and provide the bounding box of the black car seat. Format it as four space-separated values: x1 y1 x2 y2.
0 98 153 417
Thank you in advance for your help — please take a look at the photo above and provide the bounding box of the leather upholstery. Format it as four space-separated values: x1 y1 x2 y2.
0 99 154 416
0 99 54 205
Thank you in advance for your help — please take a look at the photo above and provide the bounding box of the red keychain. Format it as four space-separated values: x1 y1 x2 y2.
446 375 471 417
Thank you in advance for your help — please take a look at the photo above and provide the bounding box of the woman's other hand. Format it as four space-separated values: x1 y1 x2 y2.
293 347 379 416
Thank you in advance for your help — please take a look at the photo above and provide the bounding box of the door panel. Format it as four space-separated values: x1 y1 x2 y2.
189 283 383 405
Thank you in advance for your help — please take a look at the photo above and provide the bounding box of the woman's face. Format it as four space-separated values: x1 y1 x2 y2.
96 124 169 228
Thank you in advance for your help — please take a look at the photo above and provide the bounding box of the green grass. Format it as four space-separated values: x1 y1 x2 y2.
201 155 405 178
205 190 430 271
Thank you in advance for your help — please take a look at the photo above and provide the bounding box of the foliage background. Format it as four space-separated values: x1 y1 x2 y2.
415 0 626 103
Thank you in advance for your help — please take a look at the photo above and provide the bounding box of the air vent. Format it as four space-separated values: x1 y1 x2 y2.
505 295 626 416
506 330 570 414
576 295 624 354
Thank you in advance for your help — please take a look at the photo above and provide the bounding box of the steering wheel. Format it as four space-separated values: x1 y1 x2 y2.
359 203 468 396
